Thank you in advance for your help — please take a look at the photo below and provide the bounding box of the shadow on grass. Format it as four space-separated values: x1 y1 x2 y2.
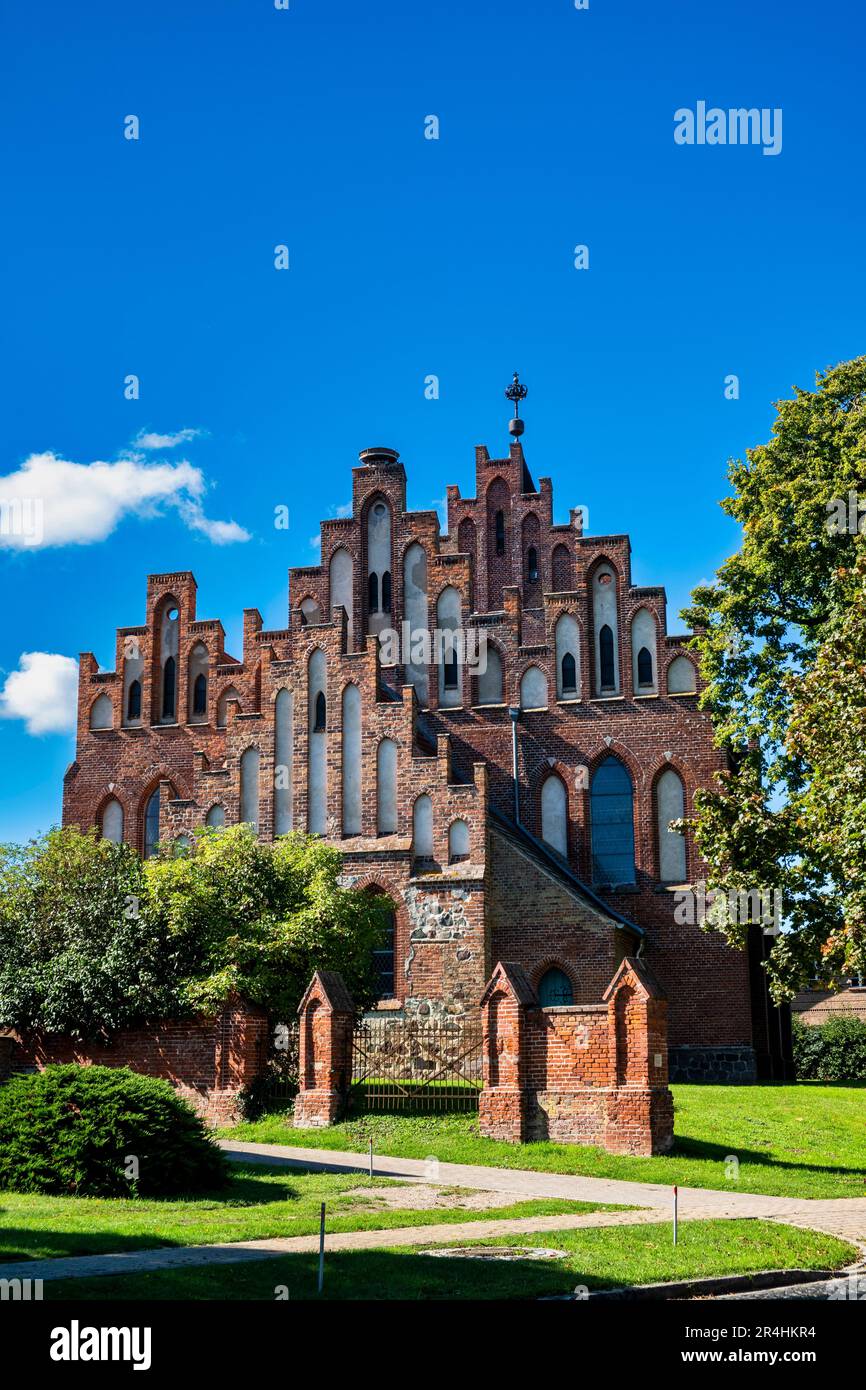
670 1135 866 1182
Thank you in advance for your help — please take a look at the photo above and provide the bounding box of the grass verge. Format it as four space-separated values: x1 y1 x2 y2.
44 1219 856 1301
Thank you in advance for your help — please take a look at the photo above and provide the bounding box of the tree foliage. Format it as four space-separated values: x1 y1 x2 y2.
683 356 866 997
0 824 389 1038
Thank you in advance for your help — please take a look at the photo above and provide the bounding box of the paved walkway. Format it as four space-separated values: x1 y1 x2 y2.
1 1140 862 1286
220 1140 866 1246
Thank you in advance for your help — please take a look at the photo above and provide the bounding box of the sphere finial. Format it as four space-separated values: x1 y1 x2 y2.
504 371 528 437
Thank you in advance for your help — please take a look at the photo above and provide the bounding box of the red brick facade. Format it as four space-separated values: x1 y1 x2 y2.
5 997 268 1124
62 430 786 1080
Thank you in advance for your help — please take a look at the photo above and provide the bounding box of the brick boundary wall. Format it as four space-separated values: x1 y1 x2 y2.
3 995 269 1125
478 957 674 1155
291 958 674 1154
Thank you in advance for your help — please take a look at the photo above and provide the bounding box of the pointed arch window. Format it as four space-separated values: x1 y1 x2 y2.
127 679 142 721
381 570 392 613
192 673 207 716
314 691 327 732
527 546 538 582
144 788 161 859
370 895 396 999
599 625 615 691
590 756 635 886
443 647 458 690
368 572 379 613
637 646 653 689
162 656 176 721
561 652 577 694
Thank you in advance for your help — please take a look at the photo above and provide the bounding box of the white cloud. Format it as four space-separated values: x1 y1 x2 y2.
309 534 322 549
132 428 202 450
0 652 79 735
0 451 251 550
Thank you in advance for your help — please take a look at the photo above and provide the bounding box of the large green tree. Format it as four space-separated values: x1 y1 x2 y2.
684 356 866 998
0 828 181 1039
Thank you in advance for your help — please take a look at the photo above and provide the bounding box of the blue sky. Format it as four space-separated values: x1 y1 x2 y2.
2 0 865 843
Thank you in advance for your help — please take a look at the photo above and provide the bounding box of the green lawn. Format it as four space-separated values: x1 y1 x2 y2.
45 1219 856 1301
223 1083 866 1199
0 1164 610 1262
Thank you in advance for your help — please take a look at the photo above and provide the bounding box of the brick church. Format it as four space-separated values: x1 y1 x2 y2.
63 385 790 1082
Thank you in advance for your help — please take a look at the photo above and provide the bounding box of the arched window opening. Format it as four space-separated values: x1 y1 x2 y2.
448 819 470 864
370 895 396 1000
538 967 574 1008
412 794 434 860
127 679 142 722
520 665 548 710
443 647 458 690
476 646 503 705
162 656 176 721
89 694 113 730
216 686 241 727
599 625 615 692
101 798 124 844
561 652 577 694
541 775 568 858
368 571 379 613
637 647 653 688
381 570 392 613
376 738 398 834
314 691 326 731
667 655 697 694
143 788 161 859
657 768 687 882
527 546 538 582
495 509 505 554
192 673 207 716
590 756 635 886
239 747 260 833
206 804 225 829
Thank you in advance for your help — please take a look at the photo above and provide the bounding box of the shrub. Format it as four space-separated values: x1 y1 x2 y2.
792 1014 866 1081
0 1065 228 1196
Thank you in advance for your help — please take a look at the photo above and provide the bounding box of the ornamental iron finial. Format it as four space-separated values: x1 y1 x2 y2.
505 371 528 437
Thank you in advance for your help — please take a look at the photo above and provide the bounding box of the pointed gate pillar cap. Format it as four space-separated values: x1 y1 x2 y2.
602 956 667 1004
479 960 538 1010
297 969 355 1016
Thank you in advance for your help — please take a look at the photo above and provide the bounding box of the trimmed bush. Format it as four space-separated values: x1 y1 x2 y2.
0 1065 228 1196
792 1014 866 1082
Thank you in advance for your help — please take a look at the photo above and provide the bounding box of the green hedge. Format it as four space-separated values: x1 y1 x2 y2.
792 1014 866 1081
0 1065 228 1196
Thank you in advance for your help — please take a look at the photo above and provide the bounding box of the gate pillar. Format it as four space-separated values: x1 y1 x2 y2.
293 971 355 1128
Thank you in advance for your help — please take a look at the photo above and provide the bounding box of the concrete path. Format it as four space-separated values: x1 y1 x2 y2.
220 1140 866 1246
0 1208 656 1285
1 1139 862 1287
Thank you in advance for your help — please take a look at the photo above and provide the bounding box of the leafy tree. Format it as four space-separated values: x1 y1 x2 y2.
0 825 389 1038
0 828 181 1039
683 357 866 998
143 824 388 1020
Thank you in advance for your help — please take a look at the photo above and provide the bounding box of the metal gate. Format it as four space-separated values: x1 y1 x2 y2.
350 1015 483 1112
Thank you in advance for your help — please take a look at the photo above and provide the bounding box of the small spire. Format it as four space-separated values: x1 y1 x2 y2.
504 371 528 438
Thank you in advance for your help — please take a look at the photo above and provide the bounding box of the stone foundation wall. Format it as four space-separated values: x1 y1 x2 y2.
668 1044 757 1083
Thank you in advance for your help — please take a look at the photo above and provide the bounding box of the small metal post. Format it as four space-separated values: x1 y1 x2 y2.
369 1136 374 1178
318 1202 325 1293
673 1185 678 1246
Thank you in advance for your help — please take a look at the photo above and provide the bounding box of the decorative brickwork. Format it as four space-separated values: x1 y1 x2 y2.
60 426 791 1075
293 971 355 1127
4 996 268 1124
478 957 674 1155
